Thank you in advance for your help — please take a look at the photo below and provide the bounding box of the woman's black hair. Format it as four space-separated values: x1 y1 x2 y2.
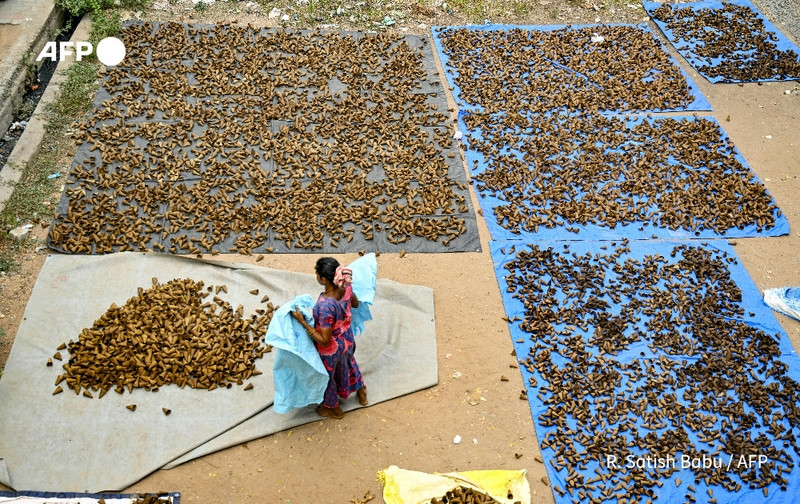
315 257 340 285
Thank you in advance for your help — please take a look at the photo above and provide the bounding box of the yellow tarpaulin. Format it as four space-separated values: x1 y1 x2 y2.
378 465 530 504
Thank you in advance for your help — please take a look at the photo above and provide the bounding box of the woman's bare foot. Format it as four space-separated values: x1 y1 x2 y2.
316 405 344 419
357 386 368 405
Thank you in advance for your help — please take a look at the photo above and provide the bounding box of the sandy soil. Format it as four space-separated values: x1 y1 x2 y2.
1 2 799 503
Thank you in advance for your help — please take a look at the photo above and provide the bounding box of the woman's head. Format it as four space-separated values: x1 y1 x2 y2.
315 257 340 286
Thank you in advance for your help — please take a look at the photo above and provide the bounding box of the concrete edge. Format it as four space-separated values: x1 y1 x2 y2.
0 5 68 137
0 15 91 217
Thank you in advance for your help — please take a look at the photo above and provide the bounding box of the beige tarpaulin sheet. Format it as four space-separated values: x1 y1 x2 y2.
0 252 437 492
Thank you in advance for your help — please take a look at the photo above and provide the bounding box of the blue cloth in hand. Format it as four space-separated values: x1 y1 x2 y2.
264 295 328 414
349 253 377 336
265 255 378 413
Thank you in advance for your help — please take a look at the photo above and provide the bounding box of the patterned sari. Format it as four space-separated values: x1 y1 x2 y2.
312 285 364 408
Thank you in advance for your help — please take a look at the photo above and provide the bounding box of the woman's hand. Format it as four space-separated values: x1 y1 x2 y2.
293 307 331 346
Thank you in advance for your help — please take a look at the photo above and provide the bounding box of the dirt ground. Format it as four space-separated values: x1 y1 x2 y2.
1 1 800 503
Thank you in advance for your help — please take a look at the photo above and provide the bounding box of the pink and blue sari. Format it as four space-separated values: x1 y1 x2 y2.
312 285 364 408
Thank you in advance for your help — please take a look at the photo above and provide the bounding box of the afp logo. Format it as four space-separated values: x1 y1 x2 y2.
36 37 126 66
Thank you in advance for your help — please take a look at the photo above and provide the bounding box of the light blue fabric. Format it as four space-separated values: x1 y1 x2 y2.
349 253 377 336
264 294 328 414
265 254 378 413
764 287 800 322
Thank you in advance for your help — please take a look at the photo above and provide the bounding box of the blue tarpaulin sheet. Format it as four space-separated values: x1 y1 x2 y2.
459 112 789 241
432 23 713 113
490 238 800 503
644 0 800 83
433 23 790 242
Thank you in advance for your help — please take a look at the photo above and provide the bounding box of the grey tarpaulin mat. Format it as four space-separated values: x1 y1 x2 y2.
47 23 481 255
0 253 438 491
165 278 436 468
0 491 180 503
0 253 277 492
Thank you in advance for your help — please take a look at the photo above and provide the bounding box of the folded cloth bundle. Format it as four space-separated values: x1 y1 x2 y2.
264 294 327 413
265 254 378 413
350 253 377 335
764 287 800 322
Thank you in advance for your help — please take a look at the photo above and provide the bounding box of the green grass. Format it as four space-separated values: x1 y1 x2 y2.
440 0 577 24
301 0 334 22
448 0 487 21
89 8 122 47
512 1 530 17
247 0 389 27
51 60 100 119
119 0 151 11
57 0 142 49
0 249 13 272
56 0 114 17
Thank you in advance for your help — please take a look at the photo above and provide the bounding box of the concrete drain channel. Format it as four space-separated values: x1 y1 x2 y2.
0 13 80 173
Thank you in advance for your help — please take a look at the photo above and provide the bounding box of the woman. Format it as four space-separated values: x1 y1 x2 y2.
291 257 368 419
